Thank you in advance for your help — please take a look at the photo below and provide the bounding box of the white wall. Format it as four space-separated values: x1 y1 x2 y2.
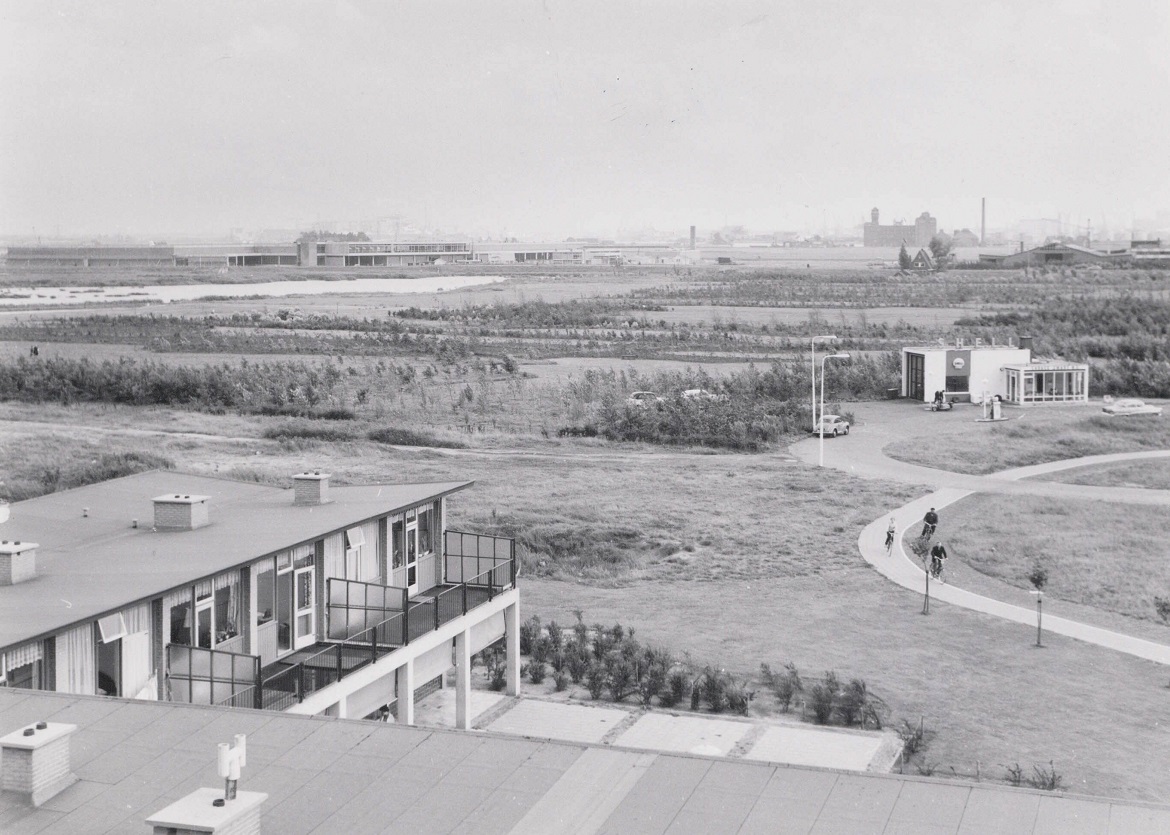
969 349 1031 400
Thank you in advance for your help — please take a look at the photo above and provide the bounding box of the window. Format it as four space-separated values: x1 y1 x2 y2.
944 376 967 393
256 559 275 625
97 612 127 643
170 599 192 645
392 517 404 569
418 507 432 554
346 527 365 548
6 661 38 689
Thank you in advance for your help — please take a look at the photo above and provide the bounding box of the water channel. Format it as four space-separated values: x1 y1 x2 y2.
0 274 505 308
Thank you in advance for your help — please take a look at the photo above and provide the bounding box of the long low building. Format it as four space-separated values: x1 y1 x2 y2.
0 469 520 728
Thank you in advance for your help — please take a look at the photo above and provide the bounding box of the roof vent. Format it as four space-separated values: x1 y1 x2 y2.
152 494 210 531
0 541 37 585
293 472 331 506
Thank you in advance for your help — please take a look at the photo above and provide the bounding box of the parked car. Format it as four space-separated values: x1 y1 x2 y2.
681 388 728 402
1102 398 1163 416
626 391 664 407
813 415 851 436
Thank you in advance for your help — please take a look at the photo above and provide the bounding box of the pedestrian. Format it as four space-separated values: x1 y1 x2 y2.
929 541 948 581
921 507 938 538
884 517 896 554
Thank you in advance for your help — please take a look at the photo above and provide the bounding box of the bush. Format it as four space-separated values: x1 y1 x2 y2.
661 671 690 709
1027 761 1063 791
546 619 563 652
837 679 869 726
553 669 569 692
262 422 356 442
519 616 541 656
366 427 468 449
530 635 552 665
525 661 546 685
607 656 636 703
568 646 592 684
585 662 607 700
760 662 802 713
701 667 728 713
807 671 839 725
899 719 926 757
550 650 568 674
726 679 753 716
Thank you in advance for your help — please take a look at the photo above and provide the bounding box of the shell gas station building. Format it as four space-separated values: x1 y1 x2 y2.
901 337 1089 406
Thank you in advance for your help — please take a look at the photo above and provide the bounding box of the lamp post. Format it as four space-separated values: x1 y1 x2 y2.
810 335 838 431
819 353 851 467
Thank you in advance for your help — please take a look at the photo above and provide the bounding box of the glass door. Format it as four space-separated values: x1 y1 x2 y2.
293 566 315 649
405 522 419 595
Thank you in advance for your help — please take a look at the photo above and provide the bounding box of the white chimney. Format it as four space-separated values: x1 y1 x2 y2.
0 721 78 806
152 494 210 531
0 541 37 585
293 472 331 506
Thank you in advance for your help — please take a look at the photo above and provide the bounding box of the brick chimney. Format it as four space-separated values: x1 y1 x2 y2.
293 472 331 506
152 495 210 531
0 541 37 585
0 721 78 806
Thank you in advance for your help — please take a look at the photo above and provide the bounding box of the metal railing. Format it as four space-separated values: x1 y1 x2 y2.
253 532 517 711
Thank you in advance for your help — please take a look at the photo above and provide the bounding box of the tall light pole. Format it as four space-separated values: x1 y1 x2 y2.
819 353 851 467
810 335 838 431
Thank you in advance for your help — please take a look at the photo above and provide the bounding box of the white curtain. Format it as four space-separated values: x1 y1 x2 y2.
122 601 151 635
323 532 345 579
121 632 152 699
358 519 380 582
55 624 96 695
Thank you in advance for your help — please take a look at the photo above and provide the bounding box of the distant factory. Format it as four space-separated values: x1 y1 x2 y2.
863 208 937 247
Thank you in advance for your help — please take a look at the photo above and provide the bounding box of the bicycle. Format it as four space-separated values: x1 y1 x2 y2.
884 528 895 555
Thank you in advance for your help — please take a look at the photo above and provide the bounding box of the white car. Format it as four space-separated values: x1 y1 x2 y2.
1102 398 1163 416
681 388 728 402
626 391 664 407
813 415 851 436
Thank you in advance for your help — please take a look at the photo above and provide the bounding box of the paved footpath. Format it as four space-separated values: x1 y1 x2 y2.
790 407 1170 666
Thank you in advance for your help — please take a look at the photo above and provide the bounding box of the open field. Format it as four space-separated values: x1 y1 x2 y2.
1036 457 1170 489
884 407 1170 474
2 408 1170 799
2 264 1170 800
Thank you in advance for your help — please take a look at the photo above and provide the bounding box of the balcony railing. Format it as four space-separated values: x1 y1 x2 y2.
226 532 517 712
169 644 261 708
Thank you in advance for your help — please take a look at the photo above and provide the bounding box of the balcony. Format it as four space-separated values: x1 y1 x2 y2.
203 532 516 712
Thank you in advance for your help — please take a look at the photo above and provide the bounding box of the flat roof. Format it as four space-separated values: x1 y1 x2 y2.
1 690 1167 834
902 345 1030 353
1003 361 1090 371
0 471 472 650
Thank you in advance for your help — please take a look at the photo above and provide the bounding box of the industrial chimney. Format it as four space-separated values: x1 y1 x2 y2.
981 198 986 245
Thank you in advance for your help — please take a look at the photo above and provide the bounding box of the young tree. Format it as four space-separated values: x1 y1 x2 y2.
898 244 912 270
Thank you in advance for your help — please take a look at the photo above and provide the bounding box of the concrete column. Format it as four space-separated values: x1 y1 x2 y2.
505 601 521 697
335 696 348 720
396 661 415 725
455 630 471 730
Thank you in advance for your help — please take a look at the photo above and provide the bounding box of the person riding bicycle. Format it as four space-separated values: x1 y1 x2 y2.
884 517 896 552
929 541 948 581
921 507 938 538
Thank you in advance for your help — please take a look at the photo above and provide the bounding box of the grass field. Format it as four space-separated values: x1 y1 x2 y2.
1037 457 1170 489
939 493 1170 625
884 408 1170 474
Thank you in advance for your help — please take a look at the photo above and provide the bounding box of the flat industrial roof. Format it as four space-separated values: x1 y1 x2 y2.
0 471 472 650
1 690 1167 834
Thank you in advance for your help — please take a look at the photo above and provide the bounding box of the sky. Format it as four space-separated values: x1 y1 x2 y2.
2 0 1168 240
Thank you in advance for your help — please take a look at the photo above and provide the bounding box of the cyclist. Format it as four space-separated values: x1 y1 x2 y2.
884 517 896 554
929 541 948 582
921 507 938 539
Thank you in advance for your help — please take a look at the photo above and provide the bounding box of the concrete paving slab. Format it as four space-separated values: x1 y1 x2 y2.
447 790 545 835
886 780 971 828
510 747 657 835
413 687 508 729
1033 794 1112 834
1104 803 1170 834
595 754 712 835
612 712 750 757
956 787 1040 835
696 759 776 798
738 795 824 835
741 724 887 771
487 698 629 744
813 773 902 830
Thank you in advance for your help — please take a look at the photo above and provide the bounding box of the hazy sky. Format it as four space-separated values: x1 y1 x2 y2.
2 0 1168 239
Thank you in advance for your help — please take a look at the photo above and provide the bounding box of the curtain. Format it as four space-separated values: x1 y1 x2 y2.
358 519 380 582
122 602 150 635
323 531 345 579
55 624 96 695
121 632 152 699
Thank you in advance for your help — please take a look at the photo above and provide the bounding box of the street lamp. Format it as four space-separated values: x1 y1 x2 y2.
810 335 838 431
819 352 851 467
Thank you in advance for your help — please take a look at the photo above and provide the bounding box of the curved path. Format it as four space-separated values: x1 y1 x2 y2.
789 407 1170 665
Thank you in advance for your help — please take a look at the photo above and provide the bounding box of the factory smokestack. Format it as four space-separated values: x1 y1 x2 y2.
981 198 986 246
689 226 696 249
